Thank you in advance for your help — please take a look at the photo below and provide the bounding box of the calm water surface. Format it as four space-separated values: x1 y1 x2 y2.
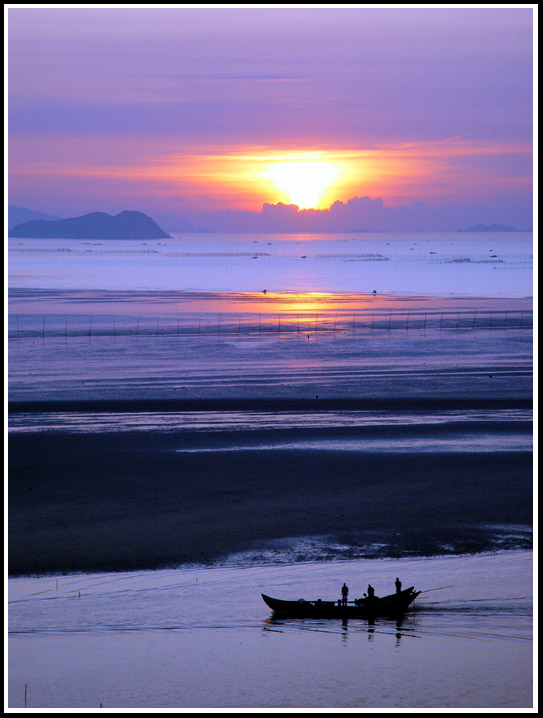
8 551 532 708
8 232 533 296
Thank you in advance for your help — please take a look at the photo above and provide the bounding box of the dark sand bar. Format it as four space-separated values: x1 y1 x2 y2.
9 425 532 575
7 397 533 414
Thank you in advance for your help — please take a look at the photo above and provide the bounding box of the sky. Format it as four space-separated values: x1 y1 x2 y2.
7 6 534 231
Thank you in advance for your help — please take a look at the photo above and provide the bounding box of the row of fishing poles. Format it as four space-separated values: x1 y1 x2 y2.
9 310 533 340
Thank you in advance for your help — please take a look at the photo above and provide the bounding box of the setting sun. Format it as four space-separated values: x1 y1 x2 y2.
264 160 341 209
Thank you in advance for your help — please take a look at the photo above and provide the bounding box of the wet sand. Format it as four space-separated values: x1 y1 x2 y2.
7 396 532 413
9 291 533 575
9 427 532 575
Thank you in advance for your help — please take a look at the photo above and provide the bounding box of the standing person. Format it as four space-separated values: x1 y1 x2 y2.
341 583 349 606
395 577 402 594
367 584 375 599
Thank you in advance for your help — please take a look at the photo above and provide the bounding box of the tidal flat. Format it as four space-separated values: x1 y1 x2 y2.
8 232 533 708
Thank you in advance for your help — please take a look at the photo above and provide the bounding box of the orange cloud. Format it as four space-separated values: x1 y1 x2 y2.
9 138 532 210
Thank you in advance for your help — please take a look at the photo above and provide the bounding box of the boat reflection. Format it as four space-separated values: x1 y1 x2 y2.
263 612 412 645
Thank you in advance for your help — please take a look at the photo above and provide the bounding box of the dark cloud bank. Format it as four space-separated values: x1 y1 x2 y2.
156 195 532 233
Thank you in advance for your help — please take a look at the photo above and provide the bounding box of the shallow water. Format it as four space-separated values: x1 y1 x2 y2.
7 407 533 433
7 321 533 402
8 406 533 457
8 232 533 296
8 551 533 708
8 235 533 404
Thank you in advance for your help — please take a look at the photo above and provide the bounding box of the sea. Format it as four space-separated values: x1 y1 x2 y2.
7 232 534 709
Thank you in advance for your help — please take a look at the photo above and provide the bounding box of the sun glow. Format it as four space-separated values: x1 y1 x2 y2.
18 140 533 213
264 160 341 209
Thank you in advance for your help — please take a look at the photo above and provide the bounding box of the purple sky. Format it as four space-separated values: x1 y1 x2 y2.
8 7 534 230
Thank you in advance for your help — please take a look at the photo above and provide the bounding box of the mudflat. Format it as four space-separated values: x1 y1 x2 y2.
9 426 532 575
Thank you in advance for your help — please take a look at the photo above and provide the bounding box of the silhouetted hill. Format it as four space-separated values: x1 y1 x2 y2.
458 223 518 233
8 205 61 229
8 210 170 239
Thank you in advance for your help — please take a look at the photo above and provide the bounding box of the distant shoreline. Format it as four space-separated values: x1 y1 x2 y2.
7 229 534 237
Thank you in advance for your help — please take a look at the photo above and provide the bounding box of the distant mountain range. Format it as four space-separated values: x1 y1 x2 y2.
8 210 170 239
8 205 61 229
457 223 520 233
7 203 531 235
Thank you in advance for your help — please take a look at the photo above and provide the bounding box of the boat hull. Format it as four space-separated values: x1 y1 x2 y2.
262 587 420 618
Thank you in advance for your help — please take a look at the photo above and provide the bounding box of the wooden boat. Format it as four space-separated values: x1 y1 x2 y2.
262 586 420 618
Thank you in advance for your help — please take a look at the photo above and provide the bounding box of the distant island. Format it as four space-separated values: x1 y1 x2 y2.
457 223 519 233
8 210 170 239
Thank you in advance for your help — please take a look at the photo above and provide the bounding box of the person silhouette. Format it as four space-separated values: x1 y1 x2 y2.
341 583 349 606
367 584 375 599
395 577 402 594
